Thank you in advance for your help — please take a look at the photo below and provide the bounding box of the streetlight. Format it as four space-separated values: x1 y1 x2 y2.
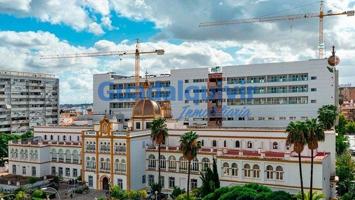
41 187 61 200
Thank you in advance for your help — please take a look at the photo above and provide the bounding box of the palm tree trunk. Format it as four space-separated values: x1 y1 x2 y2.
298 152 305 200
158 144 161 189
187 160 191 199
310 149 314 200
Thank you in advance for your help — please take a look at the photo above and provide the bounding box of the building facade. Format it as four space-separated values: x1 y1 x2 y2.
94 59 337 128
0 70 59 133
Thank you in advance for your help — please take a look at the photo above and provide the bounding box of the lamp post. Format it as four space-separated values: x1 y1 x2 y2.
41 187 61 200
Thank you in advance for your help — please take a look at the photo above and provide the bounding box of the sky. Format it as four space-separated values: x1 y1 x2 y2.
0 0 354 104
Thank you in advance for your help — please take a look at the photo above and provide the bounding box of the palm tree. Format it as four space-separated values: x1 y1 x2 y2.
286 121 307 200
317 105 337 130
180 131 201 199
150 118 168 189
296 191 325 200
305 118 325 200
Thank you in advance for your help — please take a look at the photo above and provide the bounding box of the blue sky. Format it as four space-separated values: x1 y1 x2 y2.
0 0 354 104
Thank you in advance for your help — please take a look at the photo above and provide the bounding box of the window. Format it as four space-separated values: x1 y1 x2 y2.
169 177 175 188
32 166 36 176
44 135 47 140
159 176 165 188
63 135 66 141
212 140 217 147
22 166 26 175
273 142 278 150
12 165 16 174
65 168 70 177
231 163 238 176
311 76 317 80
146 122 152 129
142 175 146 184
185 79 189 83
223 140 227 147
135 122 141 129
266 165 273 179
51 167 56 175
73 169 78 177
276 166 284 180
247 141 253 149
235 141 240 148
311 100 317 103
50 135 53 140
311 88 317 92
223 162 230 176
59 167 63 177
148 175 155 185
244 164 251 177
117 179 123 189
191 179 198 189
88 176 93 187
253 165 260 178
201 140 204 147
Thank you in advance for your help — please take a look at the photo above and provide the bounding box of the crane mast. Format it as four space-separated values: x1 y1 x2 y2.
199 1 354 58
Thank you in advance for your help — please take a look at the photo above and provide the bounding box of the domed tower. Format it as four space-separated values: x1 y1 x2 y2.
131 71 162 131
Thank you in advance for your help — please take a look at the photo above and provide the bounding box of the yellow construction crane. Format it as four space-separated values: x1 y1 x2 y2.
40 39 164 95
199 0 354 58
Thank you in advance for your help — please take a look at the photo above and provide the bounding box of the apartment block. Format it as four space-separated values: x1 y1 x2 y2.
0 71 59 133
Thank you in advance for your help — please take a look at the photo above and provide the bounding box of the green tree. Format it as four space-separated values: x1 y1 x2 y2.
304 118 325 200
317 105 337 130
199 158 220 197
296 191 325 200
336 134 349 155
110 185 127 199
170 187 185 199
336 114 347 135
15 191 29 200
345 121 355 134
180 131 201 199
286 121 307 200
341 183 355 200
0 131 33 166
32 189 45 200
336 152 355 196
150 118 168 189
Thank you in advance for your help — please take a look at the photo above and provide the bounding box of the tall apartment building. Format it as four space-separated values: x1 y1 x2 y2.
0 71 59 133
93 59 337 128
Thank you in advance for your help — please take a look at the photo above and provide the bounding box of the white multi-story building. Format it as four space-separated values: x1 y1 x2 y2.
94 59 337 128
0 70 59 133
7 58 338 199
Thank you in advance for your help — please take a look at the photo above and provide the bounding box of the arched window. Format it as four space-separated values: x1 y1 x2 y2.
168 156 176 170
115 159 119 171
65 150 71 163
50 135 53 140
191 158 199 171
202 158 210 171
273 142 278 150
276 166 284 180
201 140 204 147
160 155 166 169
148 155 156 169
106 158 110 170
231 163 238 176
100 158 104 169
24 150 28 159
120 159 126 172
266 165 273 179
223 140 227 147
92 157 96 168
51 149 57 161
58 149 64 162
72 150 79 163
247 141 253 149
20 149 24 159
235 141 240 148
179 157 188 171
86 157 91 169
244 164 251 177
14 149 18 158
253 165 260 178
63 135 66 141
223 162 230 176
